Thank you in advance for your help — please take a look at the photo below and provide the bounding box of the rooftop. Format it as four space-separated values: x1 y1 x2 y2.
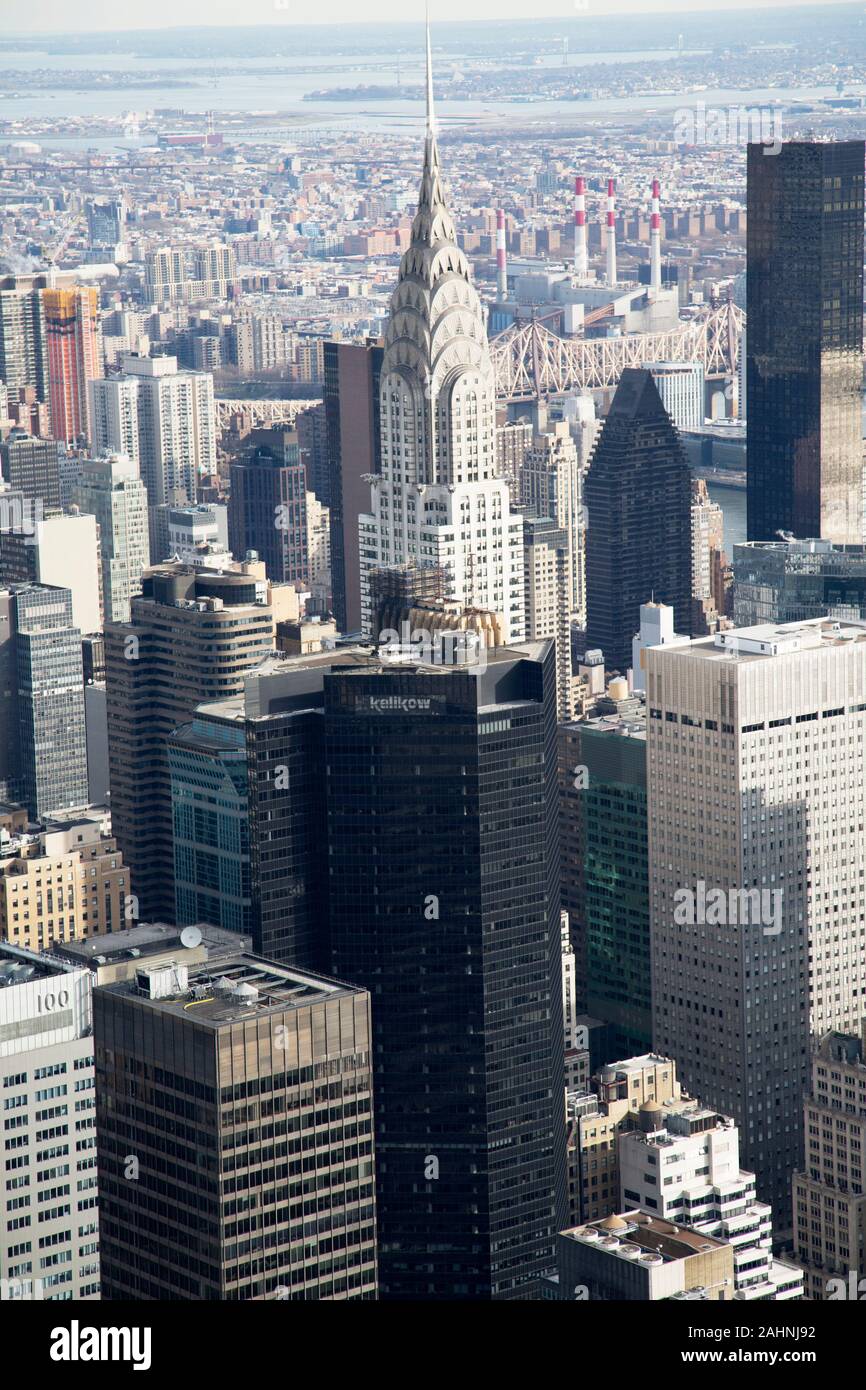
49 921 248 970
100 951 360 1026
562 1211 728 1263
669 618 866 662
0 942 76 986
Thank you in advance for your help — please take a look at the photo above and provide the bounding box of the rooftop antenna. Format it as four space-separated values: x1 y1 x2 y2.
425 3 436 139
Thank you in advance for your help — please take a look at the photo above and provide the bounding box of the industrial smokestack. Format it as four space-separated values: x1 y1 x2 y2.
573 176 587 280
496 208 507 301
606 178 617 288
650 178 662 292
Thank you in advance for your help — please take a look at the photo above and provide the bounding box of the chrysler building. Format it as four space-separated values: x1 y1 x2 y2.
359 23 525 641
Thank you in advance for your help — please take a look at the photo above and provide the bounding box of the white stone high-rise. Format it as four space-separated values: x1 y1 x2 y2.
647 617 866 1224
619 1097 803 1299
358 26 524 640
522 421 584 623
89 354 215 511
73 453 150 624
0 945 100 1301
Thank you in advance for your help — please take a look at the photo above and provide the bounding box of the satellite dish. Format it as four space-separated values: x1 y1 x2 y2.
180 926 203 949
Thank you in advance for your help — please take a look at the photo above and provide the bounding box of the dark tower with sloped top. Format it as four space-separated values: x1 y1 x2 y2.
584 368 693 671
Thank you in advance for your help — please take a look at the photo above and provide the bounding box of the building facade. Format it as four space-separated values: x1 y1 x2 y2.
746 140 865 544
104 558 275 921
95 952 377 1300
0 946 99 1302
648 618 866 1221
43 287 101 447
73 454 150 625
584 368 693 671
358 72 525 642
793 1025 866 1300
326 640 566 1299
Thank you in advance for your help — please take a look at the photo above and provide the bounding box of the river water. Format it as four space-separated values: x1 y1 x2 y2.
0 45 848 142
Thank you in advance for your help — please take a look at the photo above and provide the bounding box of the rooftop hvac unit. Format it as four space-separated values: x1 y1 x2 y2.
135 961 188 1000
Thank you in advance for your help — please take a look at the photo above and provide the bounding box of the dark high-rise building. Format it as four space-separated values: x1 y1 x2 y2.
326 640 567 1299
11 583 89 818
104 558 275 921
95 950 378 1301
323 338 382 633
747 140 865 545
0 430 61 510
228 431 308 584
168 708 252 938
168 651 357 970
584 368 693 670
559 712 651 1060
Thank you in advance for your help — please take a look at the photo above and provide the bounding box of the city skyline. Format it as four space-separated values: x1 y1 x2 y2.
0 0 864 1332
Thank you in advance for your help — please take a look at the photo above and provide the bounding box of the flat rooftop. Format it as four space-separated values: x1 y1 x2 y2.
102 953 361 1027
563 1212 727 1263
51 921 249 969
604 1052 674 1076
0 944 75 986
668 617 866 663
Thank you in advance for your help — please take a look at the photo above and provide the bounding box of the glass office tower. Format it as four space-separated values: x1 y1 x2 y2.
747 140 865 544
326 641 567 1300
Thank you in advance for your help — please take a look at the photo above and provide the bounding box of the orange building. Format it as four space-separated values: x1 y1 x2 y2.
43 286 101 445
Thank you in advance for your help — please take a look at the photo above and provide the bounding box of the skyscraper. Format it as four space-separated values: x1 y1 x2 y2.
521 420 584 623
747 140 865 544
0 945 100 1302
104 557 275 922
358 36 525 641
12 584 89 819
0 815 127 951
89 354 216 549
1 510 102 637
584 368 693 671
523 515 577 721
168 707 252 938
734 537 866 627
326 638 566 1299
647 618 866 1218
73 454 150 625
323 338 382 634
0 431 61 511
228 433 308 584
43 286 102 446
646 360 705 433
559 710 651 1060
792 1024 866 1299
0 280 48 403
95 950 377 1300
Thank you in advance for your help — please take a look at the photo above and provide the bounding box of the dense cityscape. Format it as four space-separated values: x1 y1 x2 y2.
1 0 866 1357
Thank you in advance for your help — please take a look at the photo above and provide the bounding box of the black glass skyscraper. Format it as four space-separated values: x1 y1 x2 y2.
584 368 693 671
747 140 865 544
326 641 567 1300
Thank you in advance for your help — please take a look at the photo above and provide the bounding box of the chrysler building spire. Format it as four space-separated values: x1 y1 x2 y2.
357 15 526 642
425 5 436 139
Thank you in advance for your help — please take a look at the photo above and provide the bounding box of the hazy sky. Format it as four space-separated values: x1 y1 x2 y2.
3 0 832 37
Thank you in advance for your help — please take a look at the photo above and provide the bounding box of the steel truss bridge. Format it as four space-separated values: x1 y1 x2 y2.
490 300 744 403
215 398 320 430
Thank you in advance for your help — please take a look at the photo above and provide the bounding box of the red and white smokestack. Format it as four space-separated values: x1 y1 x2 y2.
573 176 587 280
496 208 507 301
650 177 662 292
606 177 617 288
